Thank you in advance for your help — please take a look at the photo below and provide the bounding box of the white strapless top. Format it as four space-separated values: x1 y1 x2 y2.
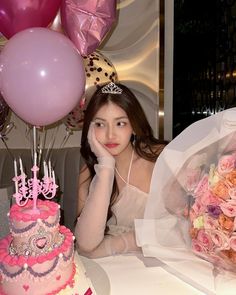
107 150 149 236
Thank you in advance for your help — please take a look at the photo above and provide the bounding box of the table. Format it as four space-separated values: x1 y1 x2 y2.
90 253 209 295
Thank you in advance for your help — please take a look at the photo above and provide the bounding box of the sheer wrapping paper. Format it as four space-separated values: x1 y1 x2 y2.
135 108 236 294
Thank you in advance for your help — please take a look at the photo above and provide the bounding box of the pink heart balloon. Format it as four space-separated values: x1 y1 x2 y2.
0 28 85 127
60 0 117 56
0 0 62 39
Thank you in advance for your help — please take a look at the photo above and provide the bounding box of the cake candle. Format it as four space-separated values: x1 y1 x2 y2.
14 159 18 193
19 157 24 174
34 152 37 166
48 160 52 179
43 161 46 177
52 170 55 184
19 157 26 187
43 161 48 178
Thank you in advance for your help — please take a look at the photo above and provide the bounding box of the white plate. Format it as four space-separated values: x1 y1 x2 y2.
75 254 110 295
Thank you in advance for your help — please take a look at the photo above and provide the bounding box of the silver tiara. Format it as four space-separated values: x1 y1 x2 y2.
101 82 123 94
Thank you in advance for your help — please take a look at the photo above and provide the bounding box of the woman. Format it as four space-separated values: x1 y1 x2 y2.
75 82 166 258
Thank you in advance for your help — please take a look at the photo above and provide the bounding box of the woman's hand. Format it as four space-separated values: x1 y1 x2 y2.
88 122 113 159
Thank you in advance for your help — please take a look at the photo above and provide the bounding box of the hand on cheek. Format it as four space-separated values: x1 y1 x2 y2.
88 123 113 159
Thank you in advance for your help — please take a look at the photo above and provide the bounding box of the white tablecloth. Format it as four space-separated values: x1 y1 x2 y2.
93 254 207 295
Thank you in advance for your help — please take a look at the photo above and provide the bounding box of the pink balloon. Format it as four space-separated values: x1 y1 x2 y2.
0 0 62 39
0 28 85 127
61 0 117 56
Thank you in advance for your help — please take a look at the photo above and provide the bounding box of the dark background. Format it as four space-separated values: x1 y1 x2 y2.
173 0 236 137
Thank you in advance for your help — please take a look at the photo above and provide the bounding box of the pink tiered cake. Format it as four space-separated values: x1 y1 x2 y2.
0 199 94 295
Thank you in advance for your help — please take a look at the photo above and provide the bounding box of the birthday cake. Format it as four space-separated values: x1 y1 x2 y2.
0 160 95 295
0 199 95 295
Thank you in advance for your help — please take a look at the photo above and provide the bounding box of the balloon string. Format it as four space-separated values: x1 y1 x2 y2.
25 124 31 143
38 127 47 169
33 126 37 158
0 122 15 160
45 125 59 162
25 124 34 159
60 127 73 149
1 122 15 136
31 126 39 166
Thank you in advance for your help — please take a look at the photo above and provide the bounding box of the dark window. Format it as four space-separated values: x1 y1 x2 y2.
173 0 236 137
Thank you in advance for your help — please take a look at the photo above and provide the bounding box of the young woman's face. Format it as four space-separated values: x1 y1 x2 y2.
92 102 133 156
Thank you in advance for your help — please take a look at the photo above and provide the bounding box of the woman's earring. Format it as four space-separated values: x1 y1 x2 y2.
132 133 136 146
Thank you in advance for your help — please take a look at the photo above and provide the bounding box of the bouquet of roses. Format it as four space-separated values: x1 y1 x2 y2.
135 108 236 292
188 151 236 270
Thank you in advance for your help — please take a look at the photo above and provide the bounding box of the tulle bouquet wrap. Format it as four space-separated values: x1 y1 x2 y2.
135 108 236 291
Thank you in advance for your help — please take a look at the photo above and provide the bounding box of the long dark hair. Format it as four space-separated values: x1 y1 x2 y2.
80 83 166 220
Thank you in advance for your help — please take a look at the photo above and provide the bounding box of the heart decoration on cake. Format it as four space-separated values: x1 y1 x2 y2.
56 275 61 281
31 234 50 253
35 237 47 249
29 227 53 255
23 284 29 292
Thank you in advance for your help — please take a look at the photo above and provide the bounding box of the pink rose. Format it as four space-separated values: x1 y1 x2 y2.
220 201 236 218
229 235 236 251
192 239 207 253
203 214 219 230
199 190 221 206
208 229 230 250
196 229 213 250
217 155 236 175
191 200 206 217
